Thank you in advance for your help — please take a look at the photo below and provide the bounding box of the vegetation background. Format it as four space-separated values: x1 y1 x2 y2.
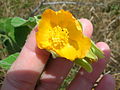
0 0 120 90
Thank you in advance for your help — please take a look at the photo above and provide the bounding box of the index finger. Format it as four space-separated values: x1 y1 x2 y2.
1 27 50 90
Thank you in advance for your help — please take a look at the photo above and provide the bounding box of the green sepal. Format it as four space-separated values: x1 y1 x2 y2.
77 19 83 31
34 15 41 24
78 19 104 59
86 48 98 60
74 58 93 72
49 50 60 59
91 40 104 59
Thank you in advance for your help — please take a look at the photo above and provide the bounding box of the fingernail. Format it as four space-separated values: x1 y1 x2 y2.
96 42 111 59
79 18 93 38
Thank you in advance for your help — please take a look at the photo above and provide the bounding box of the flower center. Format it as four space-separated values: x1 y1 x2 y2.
49 26 69 49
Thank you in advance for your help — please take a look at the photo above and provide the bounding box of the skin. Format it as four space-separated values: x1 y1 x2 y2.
1 19 115 90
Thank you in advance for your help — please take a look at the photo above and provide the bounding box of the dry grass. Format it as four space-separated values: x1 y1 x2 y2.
0 0 120 89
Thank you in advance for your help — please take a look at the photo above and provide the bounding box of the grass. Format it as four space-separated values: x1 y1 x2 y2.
0 0 120 89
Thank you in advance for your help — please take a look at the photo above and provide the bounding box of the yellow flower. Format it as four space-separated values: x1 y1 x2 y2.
36 9 91 61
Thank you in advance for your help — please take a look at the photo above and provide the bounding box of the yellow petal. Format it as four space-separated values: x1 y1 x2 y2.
36 9 91 61
36 20 51 48
42 9 58 27
77 36 91 58
57 44 77 61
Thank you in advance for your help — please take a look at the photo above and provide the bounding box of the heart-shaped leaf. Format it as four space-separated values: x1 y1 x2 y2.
0 53 19 70
11 17 27 27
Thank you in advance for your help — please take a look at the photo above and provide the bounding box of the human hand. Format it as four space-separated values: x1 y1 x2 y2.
1 19 115 90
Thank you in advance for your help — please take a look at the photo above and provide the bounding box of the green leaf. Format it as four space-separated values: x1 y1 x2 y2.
0 17 37 54
24 17 37 29
14 26 31 48
5 18 14 33
91 41 105 59
0 18 15 41
28 17 36 22
0 18 14 34
11 17 27 27
11 17 37 29
74 59 93 72
0 53 19 70
0 18 7 33
5 18 15 42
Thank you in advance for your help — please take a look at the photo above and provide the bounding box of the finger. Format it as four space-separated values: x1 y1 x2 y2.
1 27 50 90
67 42 110 90
36 18 94 90
79 18 93 38
36 58 73 90
95 74 115 90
